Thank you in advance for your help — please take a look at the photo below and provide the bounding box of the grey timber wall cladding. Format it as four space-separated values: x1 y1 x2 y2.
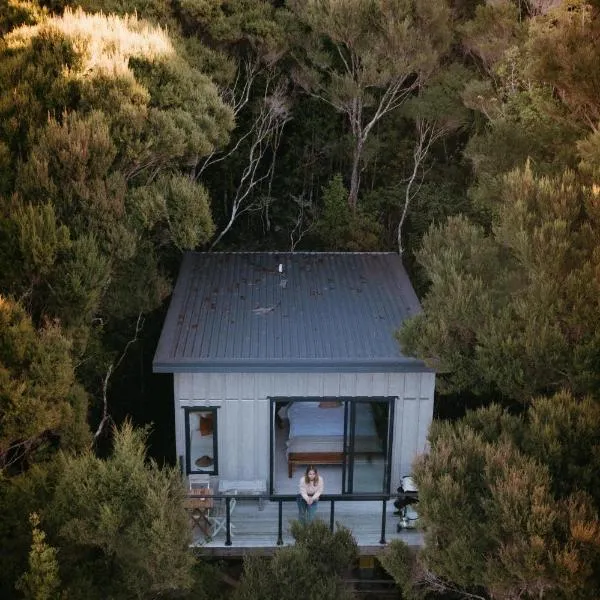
174 371 435 491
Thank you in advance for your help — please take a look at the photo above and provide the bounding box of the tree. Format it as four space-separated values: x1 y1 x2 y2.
525 0 600 182
398 164 600 400
458 1 584 213
315 173 383 250
379 540 433 600
526 0 600 131
48 421 194 599
395 63 471 254
288 0 452 210
234 520 358 600
176 0 292 248
15 513 62 600
410 393 600 599
0 296 89 470
0 8 234 429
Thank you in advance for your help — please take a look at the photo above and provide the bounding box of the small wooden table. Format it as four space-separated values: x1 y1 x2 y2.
183 487 214 535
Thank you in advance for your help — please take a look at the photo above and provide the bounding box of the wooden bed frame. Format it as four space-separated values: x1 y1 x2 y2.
287 452 344 478
287 451 378 477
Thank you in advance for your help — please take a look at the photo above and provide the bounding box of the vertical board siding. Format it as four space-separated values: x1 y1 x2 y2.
208 374 225 400
355 372 373 396
174 371 434 487
225 373 241 400
399 398 419 476
339 373 356 396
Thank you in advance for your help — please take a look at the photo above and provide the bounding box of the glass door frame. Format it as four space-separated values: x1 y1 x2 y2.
343 397 395 495
269 396 395 497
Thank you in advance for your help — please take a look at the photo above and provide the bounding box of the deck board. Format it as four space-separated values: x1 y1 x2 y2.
190 497 423 555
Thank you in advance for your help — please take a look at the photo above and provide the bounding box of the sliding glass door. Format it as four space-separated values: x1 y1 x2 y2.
269 396 394 496
343 398 393 494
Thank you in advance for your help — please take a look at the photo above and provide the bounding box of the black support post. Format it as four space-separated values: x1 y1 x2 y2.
225 498 232 546
329 500 335 532
277 500 283 545
379 499 387 545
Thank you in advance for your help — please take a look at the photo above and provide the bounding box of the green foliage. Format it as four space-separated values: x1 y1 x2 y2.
15 202 71 282
457 2 593 214
0 465 60 599
49 421 194 599
15 512 62 600
0 296 88 469
464 84 582 212
288 0 453 207
457 1 525 75
289 519 358 577
47 234 112 328
0 7 234 369
128 55 234 170
413 392 600 598
0 0 45 35
234 520 358 600
523 392 600 507
315 174 383 250
178 0 285 59
400 164 600 400
160 174 215 251
69 0 177 26
526 0 600 129
379 540 429 600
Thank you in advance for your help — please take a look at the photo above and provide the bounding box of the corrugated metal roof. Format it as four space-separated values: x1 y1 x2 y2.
153 252 431 373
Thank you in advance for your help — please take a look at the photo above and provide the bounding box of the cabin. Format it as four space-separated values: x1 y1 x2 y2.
153 252 434 552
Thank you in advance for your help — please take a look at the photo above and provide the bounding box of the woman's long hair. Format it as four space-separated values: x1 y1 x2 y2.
304 465 319 485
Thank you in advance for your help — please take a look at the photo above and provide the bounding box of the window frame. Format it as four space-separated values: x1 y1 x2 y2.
269 396 395 496
184 406 219 476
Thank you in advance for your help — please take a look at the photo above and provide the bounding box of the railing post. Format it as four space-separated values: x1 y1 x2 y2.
329 499 335 532
277 500 283 545
225 497 232 546
379 499 387 545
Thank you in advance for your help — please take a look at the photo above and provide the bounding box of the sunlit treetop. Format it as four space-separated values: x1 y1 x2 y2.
5 8 174 77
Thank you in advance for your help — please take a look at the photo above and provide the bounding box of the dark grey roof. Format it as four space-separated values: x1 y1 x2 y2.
153 252 431 373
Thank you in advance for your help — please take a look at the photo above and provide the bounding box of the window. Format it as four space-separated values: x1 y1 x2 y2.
185 407 218 475
269 397 394 495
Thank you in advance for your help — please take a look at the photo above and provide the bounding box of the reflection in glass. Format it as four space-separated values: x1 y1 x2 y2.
189 410 216 473
350 400 389 493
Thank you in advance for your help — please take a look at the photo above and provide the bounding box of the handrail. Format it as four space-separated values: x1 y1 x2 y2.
185 492 392 547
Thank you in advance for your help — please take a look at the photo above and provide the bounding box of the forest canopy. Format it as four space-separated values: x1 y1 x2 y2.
1 0 599 598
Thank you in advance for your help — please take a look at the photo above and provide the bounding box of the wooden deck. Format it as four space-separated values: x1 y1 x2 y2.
190 496 423 556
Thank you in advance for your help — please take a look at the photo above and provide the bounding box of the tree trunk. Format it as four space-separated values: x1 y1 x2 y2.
348 138 363 211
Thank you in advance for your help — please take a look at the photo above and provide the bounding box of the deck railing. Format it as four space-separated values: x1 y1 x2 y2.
186 493 392 547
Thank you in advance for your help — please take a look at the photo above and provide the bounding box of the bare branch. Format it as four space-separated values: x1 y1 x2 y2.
289 193 316 251
416 567 489 600
397 117 452 255
92 313 144 444
210 77 291 249
0 438 34 470
195 58 261 179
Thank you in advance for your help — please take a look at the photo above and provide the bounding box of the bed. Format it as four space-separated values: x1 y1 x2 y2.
285 401 383 477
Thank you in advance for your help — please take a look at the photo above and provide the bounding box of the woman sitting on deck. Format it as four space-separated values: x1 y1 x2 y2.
297 465 324 523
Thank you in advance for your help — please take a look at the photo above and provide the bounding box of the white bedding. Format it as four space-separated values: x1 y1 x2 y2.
286 401 382 455
287 401 377 438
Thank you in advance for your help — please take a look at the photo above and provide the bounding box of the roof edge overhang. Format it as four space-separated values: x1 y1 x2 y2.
152 358 435 374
